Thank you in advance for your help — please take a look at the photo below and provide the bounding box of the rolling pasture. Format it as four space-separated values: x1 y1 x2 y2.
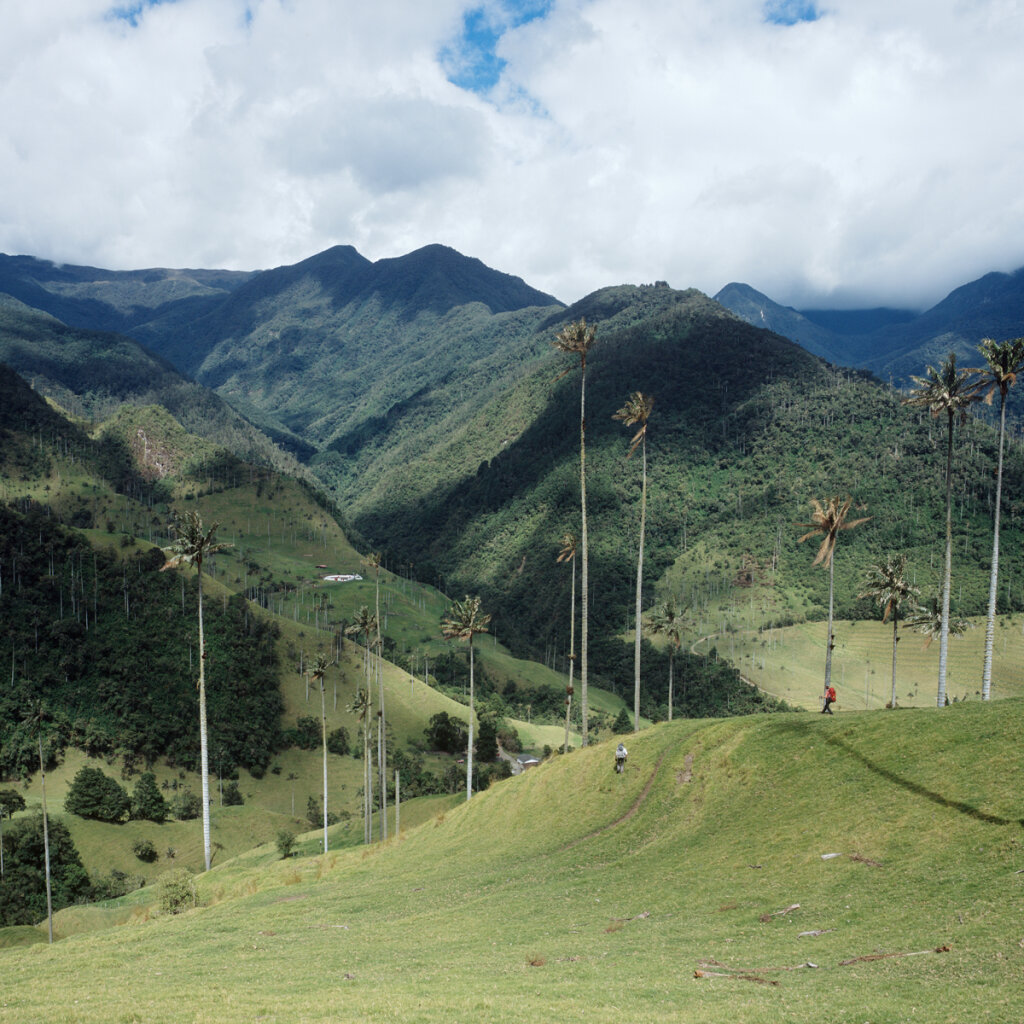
3 699 1022 1024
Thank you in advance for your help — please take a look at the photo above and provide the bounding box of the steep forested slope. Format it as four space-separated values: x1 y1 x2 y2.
0 504 282 779
0 296 312 468
346 286 1024 695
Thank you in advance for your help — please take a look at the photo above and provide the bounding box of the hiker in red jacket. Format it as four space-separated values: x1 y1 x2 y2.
822 685 836 715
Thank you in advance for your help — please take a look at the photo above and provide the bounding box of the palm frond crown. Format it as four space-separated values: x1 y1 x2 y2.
796 496 871 568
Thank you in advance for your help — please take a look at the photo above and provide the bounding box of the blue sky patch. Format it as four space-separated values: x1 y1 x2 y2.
442 1 553 95
107 0 179 28
764 1 821 26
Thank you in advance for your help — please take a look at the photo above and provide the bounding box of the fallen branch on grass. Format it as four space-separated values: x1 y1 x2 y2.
760 902 800 922
849 853 883 867
693 969 779 985
695 957 818 976
838 945 950 966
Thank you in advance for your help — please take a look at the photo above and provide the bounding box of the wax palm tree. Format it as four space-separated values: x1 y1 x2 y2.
310 652 330 852
556 532 577 754
977 337 1024 700
904 592 972 657
344 606 377 836
363 552 387 838
797 497 870 699
161 510 231 872
345 606 377 688
440 595 491 800
613 391 654 732
346 687 373 843
903 353 984 707
553 318 597 745
859 554 919 709
649 595 686 721
25 700 53 943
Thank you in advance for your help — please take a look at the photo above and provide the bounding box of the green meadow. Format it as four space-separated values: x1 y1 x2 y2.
3 699 1022 1024
695 615 1024 711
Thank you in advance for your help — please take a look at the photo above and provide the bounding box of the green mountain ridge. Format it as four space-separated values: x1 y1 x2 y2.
715 265 1024 386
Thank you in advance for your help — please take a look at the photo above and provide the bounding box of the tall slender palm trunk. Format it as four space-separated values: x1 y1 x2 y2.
667 652 674 721
633 436 646 731
564 554 576 754
890 613 900 709
579 371 589 747
938 412 954 707
197 575 211 871
982 392 1008 700
319 680 329 852
824 557 835 696
38 735 53 944
466 640 475 801
374 563 386 838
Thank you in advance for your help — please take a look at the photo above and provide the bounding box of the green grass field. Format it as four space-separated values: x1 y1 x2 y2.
3 699 1022 1023
693 614 1024 711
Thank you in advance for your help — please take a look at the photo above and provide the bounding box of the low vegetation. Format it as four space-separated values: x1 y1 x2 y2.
1 700 1020 1023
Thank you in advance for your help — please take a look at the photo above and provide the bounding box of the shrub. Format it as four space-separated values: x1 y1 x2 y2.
64 766 130 822
327 727 350 756
158 868 197 914
222 781 244 806
132 838 158 862
0 788 26 816
92 869 144 901
275 829 296 859
291 716 320 750
130 772 168 823
424 712 467 754
171 788 202 820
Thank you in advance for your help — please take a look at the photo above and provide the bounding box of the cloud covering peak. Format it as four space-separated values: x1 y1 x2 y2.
2 0 1022 310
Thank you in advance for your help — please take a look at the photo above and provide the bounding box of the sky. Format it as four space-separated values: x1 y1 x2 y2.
2 0 1023 310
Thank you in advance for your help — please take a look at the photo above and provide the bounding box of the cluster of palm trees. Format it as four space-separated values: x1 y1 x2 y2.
803 338 1024 710
159 330 1022 866
553 319 660 739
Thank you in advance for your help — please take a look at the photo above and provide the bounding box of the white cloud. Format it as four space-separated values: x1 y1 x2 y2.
1 0 1023 309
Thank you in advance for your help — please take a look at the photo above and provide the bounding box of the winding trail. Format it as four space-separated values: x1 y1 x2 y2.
563 750 668 850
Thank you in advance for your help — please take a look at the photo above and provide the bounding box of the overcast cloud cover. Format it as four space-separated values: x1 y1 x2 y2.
2 0 1023 309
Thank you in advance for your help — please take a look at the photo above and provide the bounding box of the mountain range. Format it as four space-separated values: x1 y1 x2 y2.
3 242 1024 680
714 264 1024 384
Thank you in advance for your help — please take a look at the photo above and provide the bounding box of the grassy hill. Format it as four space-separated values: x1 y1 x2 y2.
2 699 1021 1023
697 614 1024 710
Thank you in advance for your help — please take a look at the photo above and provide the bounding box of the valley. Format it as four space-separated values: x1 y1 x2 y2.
1 242 1023 1021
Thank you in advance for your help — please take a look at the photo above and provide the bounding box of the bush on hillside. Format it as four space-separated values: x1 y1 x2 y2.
0 788 26 816
132 838 158 862
0 814 92 926
326 727 350 756
170 788 202 820
222 781 244 806
64 766 130 822
130 772 168 823
289 716 321 750
158 868 197 914
275 830 296 859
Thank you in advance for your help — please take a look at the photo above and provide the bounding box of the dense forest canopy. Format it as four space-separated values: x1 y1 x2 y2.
0 504 283 779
